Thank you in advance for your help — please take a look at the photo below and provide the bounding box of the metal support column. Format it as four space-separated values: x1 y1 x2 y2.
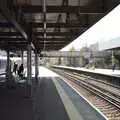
25 44 32 97
6 50 11 87
112 50 116 71
21 51 24 64
58 57 61 65
35 51 39 81
43 0 46 51
112 50 115 66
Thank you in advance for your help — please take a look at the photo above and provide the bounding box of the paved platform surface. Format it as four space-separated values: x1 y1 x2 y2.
0 66 107 120
54 65 120 77
53 77 107 120
0 78 69 120
78 68 120 77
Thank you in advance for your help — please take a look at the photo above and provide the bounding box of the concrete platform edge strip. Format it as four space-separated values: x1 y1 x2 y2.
59 75 109 120
52 77 84 120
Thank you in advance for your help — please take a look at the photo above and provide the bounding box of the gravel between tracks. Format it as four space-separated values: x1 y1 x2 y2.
61 76 120 120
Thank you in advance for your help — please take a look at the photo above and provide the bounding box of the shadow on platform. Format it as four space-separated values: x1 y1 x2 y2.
0 77 69 120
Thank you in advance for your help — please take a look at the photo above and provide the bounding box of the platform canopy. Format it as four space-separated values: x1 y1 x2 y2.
0 0 119 53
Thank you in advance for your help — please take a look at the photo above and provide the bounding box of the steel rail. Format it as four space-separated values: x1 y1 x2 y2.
52 66 120 83
68 72 120 99
65 72 120 109
52 69 120 110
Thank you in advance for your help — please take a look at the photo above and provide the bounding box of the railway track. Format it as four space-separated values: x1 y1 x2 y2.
65 72 120 108
72 71 120 90
68 72 120 99
51 68 120 120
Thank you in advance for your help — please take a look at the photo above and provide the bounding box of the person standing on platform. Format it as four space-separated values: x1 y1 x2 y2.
18 64 24 78
112 63 116 72
13 62 18 75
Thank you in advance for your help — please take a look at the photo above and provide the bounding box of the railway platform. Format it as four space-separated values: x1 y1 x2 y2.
53 65 120 87
77 68 120 77
53 66 120 77
0 66 107 120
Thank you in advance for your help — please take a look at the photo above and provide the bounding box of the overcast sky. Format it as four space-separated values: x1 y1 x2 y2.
61 4 120 51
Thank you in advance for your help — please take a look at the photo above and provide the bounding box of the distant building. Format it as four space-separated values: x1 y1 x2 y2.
89 42 99 52
98 37 120 51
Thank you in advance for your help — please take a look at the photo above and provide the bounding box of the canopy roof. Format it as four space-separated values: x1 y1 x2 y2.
0 0 119 53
